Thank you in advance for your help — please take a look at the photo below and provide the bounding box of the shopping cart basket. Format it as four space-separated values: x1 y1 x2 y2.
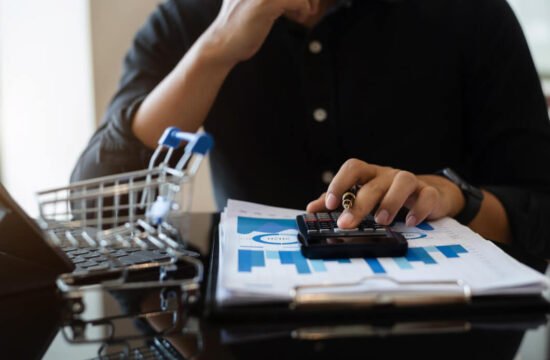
35 127 213 328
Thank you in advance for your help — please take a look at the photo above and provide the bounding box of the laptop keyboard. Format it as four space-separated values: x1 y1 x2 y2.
63 246 172 273
89 338 184 360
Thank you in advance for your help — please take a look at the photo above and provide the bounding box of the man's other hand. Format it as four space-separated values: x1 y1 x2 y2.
204 0 320 65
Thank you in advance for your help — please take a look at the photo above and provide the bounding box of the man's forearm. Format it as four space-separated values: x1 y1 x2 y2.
132 32 237 149
132 0 322 149
469 190 513 244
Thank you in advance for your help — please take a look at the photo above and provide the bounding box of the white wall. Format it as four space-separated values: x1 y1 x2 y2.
508 0 550 77
0 0 216 215
90 0 161 124
0 0 95 216
89 0 216 212
0 3 102 358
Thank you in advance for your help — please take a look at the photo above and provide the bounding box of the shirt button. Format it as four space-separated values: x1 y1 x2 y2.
309 40 323 54
313 108 328 122
322 171 334 185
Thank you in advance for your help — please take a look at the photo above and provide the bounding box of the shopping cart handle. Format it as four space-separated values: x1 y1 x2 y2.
159 127 214 155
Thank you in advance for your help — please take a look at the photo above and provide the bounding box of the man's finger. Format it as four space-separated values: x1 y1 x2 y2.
376 171 418 225
326 159 377 210
405 186 440 227
337 175 391 228
306 192 327 213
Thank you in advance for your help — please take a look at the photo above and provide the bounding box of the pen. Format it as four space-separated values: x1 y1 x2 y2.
342 185 358 210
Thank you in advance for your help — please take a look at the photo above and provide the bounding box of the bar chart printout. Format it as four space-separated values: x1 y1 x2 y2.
237 245 469 275
218 199 549 305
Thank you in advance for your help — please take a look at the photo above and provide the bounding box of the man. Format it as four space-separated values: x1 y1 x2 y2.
72 0 550 258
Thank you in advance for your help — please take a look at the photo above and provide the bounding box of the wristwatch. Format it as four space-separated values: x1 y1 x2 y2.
434 168 484 225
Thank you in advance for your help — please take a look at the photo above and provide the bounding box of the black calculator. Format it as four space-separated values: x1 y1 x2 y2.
296 212 408 259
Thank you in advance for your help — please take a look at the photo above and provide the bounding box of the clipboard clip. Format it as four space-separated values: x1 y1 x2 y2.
290 276 472 310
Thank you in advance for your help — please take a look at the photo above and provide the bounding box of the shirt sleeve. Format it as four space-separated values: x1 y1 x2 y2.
463 0 550 258
70 0 209 182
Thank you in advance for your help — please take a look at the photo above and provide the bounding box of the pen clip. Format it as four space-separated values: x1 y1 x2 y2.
342 185 358 210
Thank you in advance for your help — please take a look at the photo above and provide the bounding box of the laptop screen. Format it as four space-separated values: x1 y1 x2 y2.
0 184 74 296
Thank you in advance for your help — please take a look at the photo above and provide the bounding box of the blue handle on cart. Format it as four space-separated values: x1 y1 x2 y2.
159 127 214 155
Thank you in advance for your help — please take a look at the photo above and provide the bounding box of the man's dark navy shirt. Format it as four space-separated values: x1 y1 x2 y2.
71 0 550 258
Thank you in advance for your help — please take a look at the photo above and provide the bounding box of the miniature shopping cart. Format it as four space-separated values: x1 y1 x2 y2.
35 127 213 338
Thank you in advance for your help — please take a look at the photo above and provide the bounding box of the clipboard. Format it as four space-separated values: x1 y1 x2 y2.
204 224 550 321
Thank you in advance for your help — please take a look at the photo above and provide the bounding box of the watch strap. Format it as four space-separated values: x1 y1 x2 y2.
454 187 483 225
435 168 484 225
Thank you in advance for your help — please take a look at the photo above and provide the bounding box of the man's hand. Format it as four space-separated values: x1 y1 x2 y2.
133 0 321 148
306 159 466 229
204 0 320 65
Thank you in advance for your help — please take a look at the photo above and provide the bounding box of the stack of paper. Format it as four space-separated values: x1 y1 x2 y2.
216 200 549 306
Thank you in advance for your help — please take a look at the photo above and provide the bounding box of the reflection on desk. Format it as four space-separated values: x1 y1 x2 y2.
1 213 547 360
0 288 62 359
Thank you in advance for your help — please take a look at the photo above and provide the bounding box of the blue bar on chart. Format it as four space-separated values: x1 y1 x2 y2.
238 245 470 274
406 247 437 264
436 245 468 258
416 222 434 231
392 245 469 270
238 249 266 272
310 259 327 272
279 251 311 274
237 217 297 234
365 258 386 274
394 257 414 270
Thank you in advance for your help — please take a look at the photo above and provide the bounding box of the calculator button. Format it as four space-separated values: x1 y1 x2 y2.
330 212 342 221
305 220 319 231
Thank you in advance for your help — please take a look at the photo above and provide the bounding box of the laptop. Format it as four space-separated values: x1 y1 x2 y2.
0 183 173 297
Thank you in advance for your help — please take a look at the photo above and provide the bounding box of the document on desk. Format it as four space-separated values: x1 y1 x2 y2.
216 200 549 306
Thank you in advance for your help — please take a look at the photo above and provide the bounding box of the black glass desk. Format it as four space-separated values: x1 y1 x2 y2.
2 214 549 360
